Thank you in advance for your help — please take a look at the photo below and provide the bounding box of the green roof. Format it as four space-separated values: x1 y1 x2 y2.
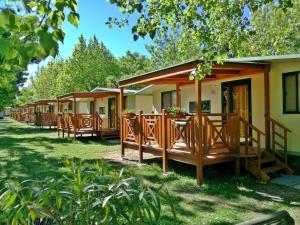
226 54 300 63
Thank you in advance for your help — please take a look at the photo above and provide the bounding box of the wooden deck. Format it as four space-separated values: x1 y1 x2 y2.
57 113 119 140
121 112 294 184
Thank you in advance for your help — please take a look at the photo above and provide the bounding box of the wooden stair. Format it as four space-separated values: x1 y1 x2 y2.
101 130 120 140
247 151 294 181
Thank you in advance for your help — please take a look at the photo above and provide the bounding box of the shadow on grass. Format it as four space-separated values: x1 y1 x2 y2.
118 156 300 223
1 119 299 224
0 119 118 183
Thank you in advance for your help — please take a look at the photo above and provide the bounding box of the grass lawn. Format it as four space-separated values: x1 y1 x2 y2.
0 118 299 224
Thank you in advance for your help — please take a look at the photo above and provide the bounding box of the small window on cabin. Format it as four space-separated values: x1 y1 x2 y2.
99 107 105 115
124 96 128 110
161 91 176 110
49 105 54 113
90 101 94 114
189 100 211 113
283 72 300 113
68 102 72 111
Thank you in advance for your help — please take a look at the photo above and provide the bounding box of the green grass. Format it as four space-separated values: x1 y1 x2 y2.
0 118 300 224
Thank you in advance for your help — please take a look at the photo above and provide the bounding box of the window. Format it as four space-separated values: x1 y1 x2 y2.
124 96 128 110
189 100 211 113
90 101 94 114
68 102 73 111
161 90 176 110
99 107 105 114
283 72 300 113
49 105 54 113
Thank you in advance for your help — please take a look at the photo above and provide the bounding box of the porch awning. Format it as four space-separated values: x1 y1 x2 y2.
57 92 118 101
118 60 268 87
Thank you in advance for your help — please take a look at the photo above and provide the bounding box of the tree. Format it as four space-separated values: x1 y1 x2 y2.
118 50 151 78
108 0 293 79
59 35 121 92
146 30 202 70
240 0 300 56
22 35 123 103
0 0 79 110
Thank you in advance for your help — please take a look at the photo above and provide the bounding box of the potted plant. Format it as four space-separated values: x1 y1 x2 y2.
122 109 136 119
167 106 187 118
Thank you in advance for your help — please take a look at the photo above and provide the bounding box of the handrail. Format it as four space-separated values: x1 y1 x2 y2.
240 117 265 170
240 117 265 135
202 113 240 154
265 115 291 132
265 115 291 166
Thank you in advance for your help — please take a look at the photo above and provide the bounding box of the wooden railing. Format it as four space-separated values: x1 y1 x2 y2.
73 113 102 132
41 113 57 126
142 114 163 147
240 117 265 169
122 115 139 143
202 113 240 154
57 113 102 138
166 115 195 154
57 113 67 131
121 112 241 157
266 115 291 166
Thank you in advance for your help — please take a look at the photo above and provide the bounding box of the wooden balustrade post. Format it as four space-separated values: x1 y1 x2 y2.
138 110 143 164
257 132 261 171
284 129 288 166
73 98 77 141
234 115 241 176
176 84 181 107
162 109 168 173
120 87 125 159
264 65 271 151
195 79 204 186
271 122 275 155
244 120 249 170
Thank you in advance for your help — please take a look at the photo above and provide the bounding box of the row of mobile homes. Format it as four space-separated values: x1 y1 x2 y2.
118 54 300 185
56 87 153 140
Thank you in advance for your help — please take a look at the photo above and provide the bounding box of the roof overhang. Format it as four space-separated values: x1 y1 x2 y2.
91 87 137 95
57 92 119 100
118 60 268 87
35 99 57 105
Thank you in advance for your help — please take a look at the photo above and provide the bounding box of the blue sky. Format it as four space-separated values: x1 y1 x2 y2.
26 0 152 82
59 0 151 58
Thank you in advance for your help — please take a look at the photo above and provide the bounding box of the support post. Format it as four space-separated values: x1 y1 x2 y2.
57 99 60 137
162 109 168 173
264 65 271 151
195 79 203 185
176 84 181 107
138 110 143 164
93 97 96 114
115 94 119 130
73 98 77 141
120 87 125 159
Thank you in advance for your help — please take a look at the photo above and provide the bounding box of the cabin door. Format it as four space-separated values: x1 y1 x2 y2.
108 98 116 129
221 79 252 138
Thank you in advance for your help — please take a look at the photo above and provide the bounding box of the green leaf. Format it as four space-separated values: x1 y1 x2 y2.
0 38 17 59
67 12 79 27
3 193 17 210
38 32 57 53
27 1 38 9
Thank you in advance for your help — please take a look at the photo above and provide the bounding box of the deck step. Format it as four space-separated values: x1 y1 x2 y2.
254 156 276 164
263 165 284 174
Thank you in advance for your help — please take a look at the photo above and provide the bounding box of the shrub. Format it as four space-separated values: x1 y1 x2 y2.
0 159 162 225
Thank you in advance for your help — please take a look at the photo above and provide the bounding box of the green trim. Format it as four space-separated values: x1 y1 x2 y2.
282 72 300 114
276 149 300 157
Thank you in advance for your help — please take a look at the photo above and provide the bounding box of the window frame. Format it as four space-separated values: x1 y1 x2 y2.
282 71 300 114
99 107 105 115
161 90 176 110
